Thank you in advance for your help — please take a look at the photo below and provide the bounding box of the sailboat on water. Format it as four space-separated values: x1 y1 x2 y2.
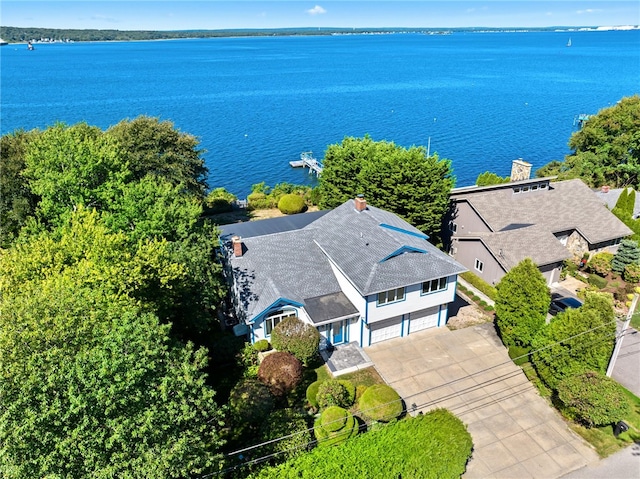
566 37 572 47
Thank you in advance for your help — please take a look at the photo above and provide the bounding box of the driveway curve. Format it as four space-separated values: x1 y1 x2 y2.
365 324 599 478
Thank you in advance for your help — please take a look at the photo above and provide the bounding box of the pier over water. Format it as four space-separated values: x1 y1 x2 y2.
289 151 323 176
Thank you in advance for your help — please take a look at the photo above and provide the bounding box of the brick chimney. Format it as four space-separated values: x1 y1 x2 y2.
232 236 243 257
510 159 532 182
355 195 367 212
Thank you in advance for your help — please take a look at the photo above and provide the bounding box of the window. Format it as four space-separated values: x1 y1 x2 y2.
422 277 447 294
474 258 484 273
513 187 521 194
265 309 296 336
539 183 548 189
531 184 538 191
377 287 405 305
449 222 458 233
522 186 530 193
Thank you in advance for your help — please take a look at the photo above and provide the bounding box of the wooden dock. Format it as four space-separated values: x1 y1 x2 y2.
289 151 323 176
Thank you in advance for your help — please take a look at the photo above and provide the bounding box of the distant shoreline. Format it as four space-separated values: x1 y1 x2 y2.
1 25 637 44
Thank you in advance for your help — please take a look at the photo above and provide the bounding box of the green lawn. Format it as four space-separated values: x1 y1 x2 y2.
630 311 640 331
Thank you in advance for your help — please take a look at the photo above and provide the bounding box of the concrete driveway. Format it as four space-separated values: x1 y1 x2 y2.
365 324 599 478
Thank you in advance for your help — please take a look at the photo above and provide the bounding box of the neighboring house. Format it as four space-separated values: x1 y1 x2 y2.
219 196 466 348
445 161 633 286
595 186 640 219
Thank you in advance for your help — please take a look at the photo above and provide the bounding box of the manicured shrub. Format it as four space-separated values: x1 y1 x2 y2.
358 384 403 422
612 239 640 274
316 379 355 409
277 194 306 215
306 380 321 408
531 293 616 389
254 339 271 352
508 345 531 366
557 371 631 427
623 262 640 284
586 273 608 289
271 317 320 365
257 408 311 460
495 258 550 348
237 342 260 378
313 406 358 447
460 271 497 300
205 187 236 213
250 409 473 479
229 379 275 425
258 351 303 397
588 252 614 277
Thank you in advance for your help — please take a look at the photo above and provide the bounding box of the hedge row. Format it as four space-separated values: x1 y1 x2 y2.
250 409 473 479
460 271 497 300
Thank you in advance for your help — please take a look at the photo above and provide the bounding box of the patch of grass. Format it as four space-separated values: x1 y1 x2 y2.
339 367 384 389
630 311 640 331
315 364 332 383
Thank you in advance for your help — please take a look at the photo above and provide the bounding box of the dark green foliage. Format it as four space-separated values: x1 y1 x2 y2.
460 271 498 300
277 194 306 215
531 292 616 389
318 136 454 239
357 384 403 422
229 379 275 425
613 188 635 218
0 129 40 247
205 187 237 213
250 409 473 479
270 317 320 364
236 342 260 378
257 409 311 460
588 252 614 277
253 339 271 352
537 95 640 188
313 406 358 447
495 259 550 348
306 381 322 408
624 262 640 283
612 239 640 274
587 274 608 289
475 171 510 186
248 182 314 210
316 379 354 410
257 352 304 397
557 371 631 427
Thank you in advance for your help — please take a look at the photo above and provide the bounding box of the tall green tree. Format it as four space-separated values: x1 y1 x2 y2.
612 238 640 274
531 292 616 389
536 95 640 188
495 258 550 348
475 171 510 186
0 210 225 478
106 116 208 198
318 136 454 239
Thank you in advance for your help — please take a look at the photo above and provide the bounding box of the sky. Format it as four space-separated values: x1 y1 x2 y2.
2 1 639 30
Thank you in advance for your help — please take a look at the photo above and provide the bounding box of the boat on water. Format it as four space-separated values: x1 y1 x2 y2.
566 37 572 47
27 41 35 50
0 38 8 46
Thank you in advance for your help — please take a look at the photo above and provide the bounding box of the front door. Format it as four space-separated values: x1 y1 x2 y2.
332 320 345 344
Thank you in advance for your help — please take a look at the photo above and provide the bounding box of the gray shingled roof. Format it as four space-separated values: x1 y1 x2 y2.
452 179 632 244
595 187 640 219
218 210 329 241
225 198 467 323
471 225 572 270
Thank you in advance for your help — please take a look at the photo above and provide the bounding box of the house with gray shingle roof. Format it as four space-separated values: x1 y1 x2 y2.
446 174 633 286
219 196 466 347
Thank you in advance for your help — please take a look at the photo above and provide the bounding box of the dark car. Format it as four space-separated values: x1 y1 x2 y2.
549 297 583 315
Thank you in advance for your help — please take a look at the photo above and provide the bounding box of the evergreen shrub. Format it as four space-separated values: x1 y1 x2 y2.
316 379 355 410
254 339 270 352
586 274 608 289
460 271 497 300
624 262 640 284
277 194 306 215
557 371 631 427
588 252 614 277
257 408 311 461
250 409 473 478
205 187 236 213
357 384 403 422
306 381 322 408
271 317 320 364
229 379 275 425
257 351 303 397
508 345 531 366
612 239 640 274
313 406 358 447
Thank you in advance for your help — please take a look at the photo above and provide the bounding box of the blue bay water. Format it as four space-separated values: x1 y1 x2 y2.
1 31 639 196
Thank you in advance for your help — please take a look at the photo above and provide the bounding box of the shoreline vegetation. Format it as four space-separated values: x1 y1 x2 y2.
1 25 637 44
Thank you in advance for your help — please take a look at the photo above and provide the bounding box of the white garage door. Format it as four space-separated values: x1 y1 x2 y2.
409 307 439 333
370 316 402 344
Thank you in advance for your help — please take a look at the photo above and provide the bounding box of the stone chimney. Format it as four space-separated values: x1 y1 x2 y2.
510 159 532 182
232 236 243 257
355 195 367 212
601 185 610 193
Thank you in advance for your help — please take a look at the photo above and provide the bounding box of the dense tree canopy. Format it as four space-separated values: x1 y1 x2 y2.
495 258 550 348
536 95 640 188
318 136 454 239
